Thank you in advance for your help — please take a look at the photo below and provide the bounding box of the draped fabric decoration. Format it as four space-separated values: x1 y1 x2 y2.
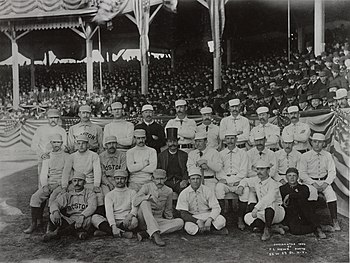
0 110 349 216
133 0 150 67
207 0 225 58
0 0 93 16
93 0 176 24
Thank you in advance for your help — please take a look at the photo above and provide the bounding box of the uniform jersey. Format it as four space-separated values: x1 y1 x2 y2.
165 116 196 145
249 123 280 149
275 149 301 175
31 124 67 156
282 121 311 151
99 150 127 177
40 150 70 187
103 119 134 148
219 114 250 144
196 123 220 150
62 150 102 188
68 121 103 152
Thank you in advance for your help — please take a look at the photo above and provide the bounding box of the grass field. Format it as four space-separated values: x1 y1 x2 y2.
0 165 348 263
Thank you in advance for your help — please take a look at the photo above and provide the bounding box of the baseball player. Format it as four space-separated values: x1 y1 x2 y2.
219 99 250 150
24 133 69 234
215 130 249 230
165 100 196 153
103 101 134 151
187 132 223 191
298 133 341 231
92 170 138 239
31 108 67 187
249 106 280 151
282 106 311 153
43 172 97 241
176 167 228 236
196 107 221 150
126 129 157 191
237 159 285 241
133 169 184 246
61 134 104 214
67 105 103 154
99 136 127 196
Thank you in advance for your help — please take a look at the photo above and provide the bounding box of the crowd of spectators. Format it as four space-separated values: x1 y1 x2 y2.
0 37 349 121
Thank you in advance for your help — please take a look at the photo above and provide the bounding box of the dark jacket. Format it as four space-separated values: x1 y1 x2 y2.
157 149 188 181
135 121 166 154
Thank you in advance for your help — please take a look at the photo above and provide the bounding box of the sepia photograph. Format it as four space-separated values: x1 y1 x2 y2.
0 0 349 262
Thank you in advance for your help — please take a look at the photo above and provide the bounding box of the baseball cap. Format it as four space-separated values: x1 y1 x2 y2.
111 102 123 109
134 129 146 137
189 167 202 177
200 107 212 114
253 129 265 140
79 105 92 112
334 88 347 100
310 133 325 141
104 136 117 144
225 130 238 137
72 171 86 181
228 99 240 106
49 133 63 142
281 133 294 143
47 109 60 117
287 106 299 113
141 104 154 112
114 170 128 177
194 132 207 140
256 106 269 115
255 159 270 168
76 134 89 142
175 100 186 107
153 169 167 179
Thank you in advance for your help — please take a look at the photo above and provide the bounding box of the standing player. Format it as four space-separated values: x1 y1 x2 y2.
103 102 134 152
67 105 103 154
31 109 67 186
196 107 221 150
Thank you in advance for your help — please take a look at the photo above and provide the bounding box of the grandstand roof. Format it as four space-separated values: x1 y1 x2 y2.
0 0 349 61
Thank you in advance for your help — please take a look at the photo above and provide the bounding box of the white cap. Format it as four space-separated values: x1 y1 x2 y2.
141 104 154 112
175 100 187 107
134 129 146 137
49 133 63 142
256 106 269 115
200 107 212 114
255 159 271 168
345 58 350 68
225 130 238 137
229 99 240 106
287 106 299 113
310 133 326 141
281 133 294 143
111 102 123 109
253 129 265 140
189 167 202 177
334 88 347 100
194 132 207 140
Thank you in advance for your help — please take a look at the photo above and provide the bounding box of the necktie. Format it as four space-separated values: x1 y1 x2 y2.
180 120 183 125
199 151 203 157
206 126 209 132
259 152 263 156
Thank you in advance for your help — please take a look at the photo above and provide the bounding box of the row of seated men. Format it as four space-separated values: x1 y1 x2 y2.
24 126 340 245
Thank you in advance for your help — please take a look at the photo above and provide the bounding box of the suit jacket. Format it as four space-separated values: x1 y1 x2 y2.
157 149 188 181
135 121 166 153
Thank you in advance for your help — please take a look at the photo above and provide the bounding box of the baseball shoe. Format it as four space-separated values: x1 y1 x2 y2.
320 224 335 232
333 220 341 231
121 231 133 239
42 230 58 242
315 227 327 239
252 227 263 233
152 232 165 247
261 227 271 241
271 225 285 235
137 231 149 242
23 223 37 234
237 217 245 231
213 227 229 235
94 230 107 237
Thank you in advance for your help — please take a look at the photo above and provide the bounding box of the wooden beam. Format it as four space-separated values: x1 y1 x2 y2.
150 4 162 24
71 27 86 39
125 13 137 25
197 0 208 9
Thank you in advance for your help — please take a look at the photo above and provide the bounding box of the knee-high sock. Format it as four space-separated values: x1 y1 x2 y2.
218 199 226 215
95 206 106 217
251 219 265 230
265 208 275 228
246 203 256 213
328 201 337 220
98 221 113 235
238 201 247 218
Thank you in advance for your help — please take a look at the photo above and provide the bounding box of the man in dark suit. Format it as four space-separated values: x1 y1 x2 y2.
157 128 188 194
135 104 166 154
279 167 326 238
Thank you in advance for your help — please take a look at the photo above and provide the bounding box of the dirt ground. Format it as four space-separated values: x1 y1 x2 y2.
0 166 348 263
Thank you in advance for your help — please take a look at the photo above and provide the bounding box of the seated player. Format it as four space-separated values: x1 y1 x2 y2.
24 134 69 234
177 168 228 236
43 172 97 241
133 169 184 247
237 160 285 241
279 167 326 239
92 170 138 239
